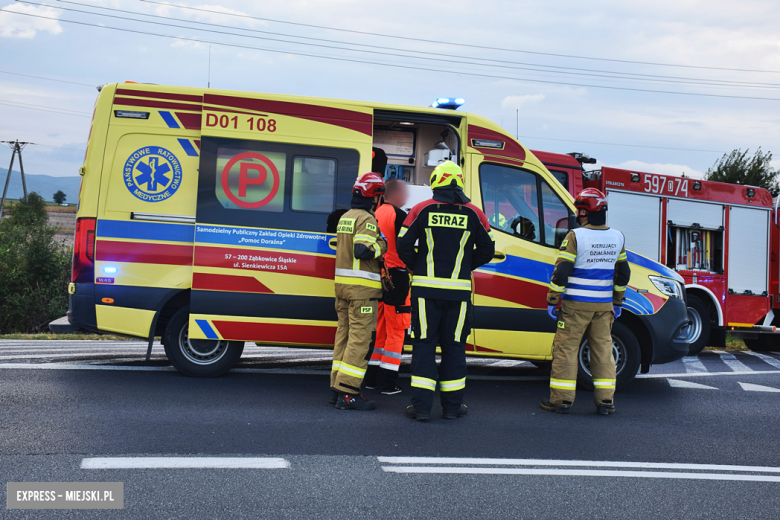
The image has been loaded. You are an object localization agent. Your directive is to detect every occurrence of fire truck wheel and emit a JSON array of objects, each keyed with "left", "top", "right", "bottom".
[
  {"left": 163, "top": 306, "right": 245, "bottom": 377},
  {"left": 685, "top": 295, "right": 711, "bottom": 356},
  {"left": 743, "top": 336, "right": 780, "bottom": 352},
  {"left": 577, "top": 321, "right": 641, "bottom": 391}
]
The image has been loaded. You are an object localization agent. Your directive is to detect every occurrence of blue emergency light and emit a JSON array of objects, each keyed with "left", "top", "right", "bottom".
[{"left": 432, "top": 97, "right": 465, "bottom": 110}]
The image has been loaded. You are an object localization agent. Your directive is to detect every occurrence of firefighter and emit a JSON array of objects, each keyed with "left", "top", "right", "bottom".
[
  {"left": 330, "top": 172, "right": 387, "bottom": 411},
  {"left": 365, "top": 178, "right": 410, "bottom": 395},
  {"left": 397, "top": 161, "right": 495, "bottom": 421},
  {"left": 542, "top": 187, "right": 631, "bottom": 415}
]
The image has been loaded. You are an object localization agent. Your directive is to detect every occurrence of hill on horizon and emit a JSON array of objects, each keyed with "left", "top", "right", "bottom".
[{"left": 0, "top": 171, "right": 81, "bottom": 203}]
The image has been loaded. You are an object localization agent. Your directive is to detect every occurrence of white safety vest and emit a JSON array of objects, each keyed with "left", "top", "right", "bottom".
[{"left": 562, "top": 227, "right": 625, "bottom": 304}]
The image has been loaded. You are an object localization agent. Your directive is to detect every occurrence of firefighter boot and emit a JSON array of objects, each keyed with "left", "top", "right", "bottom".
[
  {"left": 405, "top": 405, "right": 430, "bottom": 422},
  {"left": 596, "top": 400, "right": 615, "bottom": 415},
  {"left": 442, "top": 404, "right": 468, "bottom": 419},
  {"left": 540, "top": 398, "right": 572, "bottom": 414},
  {"left": 335, "top": 393, "right": 376, "bottom": 411}
]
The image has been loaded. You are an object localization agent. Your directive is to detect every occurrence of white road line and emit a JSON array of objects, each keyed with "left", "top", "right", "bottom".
[
  {"left": 682, "top": 356, "right": 707, "bottom": 373},
  {"left": 738, "top": 382, "right": 780, "bottom": 393},
  {"left": 637, "top": 370, "right": 780, "bottom": 379},
  {"left": 667, "top": 379, "right": 718, "bottom": 389},
  {"left": 710, "top": 351, "right": 752, "bottom": 373},
  {"left": 0, "top": 352, "right": 159, "bottom": 360},
  {"left": 0, "top": 363, "right": 176, "bottom": 371},
  {"left": 377, "top": 457, "right": 780, "bottom": 473},
  {"left": 743, "top": 351, "right": 780, "bottom": 370},
  {"left": 380, "top": 466, "right": 780, "bottom": 482},
  {"left": 81, "top": 457, "right": 290, "bottom": 469}
]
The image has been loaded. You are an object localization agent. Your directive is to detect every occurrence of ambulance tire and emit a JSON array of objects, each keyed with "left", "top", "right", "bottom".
[
  {"left": 577, "top": 321, "right": 641, "bottom": 391},
  {"left": 163, "top": 306, "right": 244, "bottom": 377},
  {"left": 685, "top": 295, "right": 711, "bottom": 356}
]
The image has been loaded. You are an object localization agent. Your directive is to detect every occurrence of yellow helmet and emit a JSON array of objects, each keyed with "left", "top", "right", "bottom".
[{"left": 429, "top": 160, "right": 465, "bottom": 190}]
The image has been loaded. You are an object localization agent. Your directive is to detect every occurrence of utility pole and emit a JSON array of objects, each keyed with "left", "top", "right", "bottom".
[
  {"left": 516, "top": 109, "right": 519, "bottom": 140},
  {"left": 208, "top": 44, "right": 211, "bottom": 89},
  {"left": 0, "top": 140, "right": 31, "bottom": 219}
]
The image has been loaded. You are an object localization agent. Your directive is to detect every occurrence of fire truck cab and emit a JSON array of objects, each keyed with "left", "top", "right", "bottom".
[{"left": 534, "top": 150, "right": 776, "bottom": 354}]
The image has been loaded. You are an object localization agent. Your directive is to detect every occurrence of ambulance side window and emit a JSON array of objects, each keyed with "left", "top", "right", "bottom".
[
  {"left": 479, "top": 163, "right": 541, "bottom": 244},
  {"left": 291, "top": 157, "right": 337, "bottom": 213},
  {"left": 197, "top": 137, "right": 359, "bottom": 233}
]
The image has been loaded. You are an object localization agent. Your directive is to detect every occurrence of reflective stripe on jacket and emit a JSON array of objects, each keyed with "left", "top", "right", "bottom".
[{"left": 335, "top": 208, "right": 386, "bottom": 300}]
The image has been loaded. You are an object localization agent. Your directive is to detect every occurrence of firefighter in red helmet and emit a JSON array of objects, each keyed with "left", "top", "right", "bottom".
[
  {"left": 330, "top": 172, "right": 387, "bottom": 411},
  {"left": 542, "top": 188, "right": 631, "bottom": 415}
]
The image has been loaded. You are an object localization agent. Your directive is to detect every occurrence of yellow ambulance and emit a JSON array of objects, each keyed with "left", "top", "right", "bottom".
[{"left": 51, "top": 83, "right": 691, "bottom": 386}]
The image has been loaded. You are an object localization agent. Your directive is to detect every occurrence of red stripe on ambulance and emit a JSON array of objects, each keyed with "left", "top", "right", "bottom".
[
  {"left": 473, "top": 272, "right": 548, "bottom": 308},
  {"left": 96, "top": 241, "right": 193, "bottom": 265},
  {"left": 211, "top": 321, "right": 336, "bottom": 345},
  {"left": 192, "top": 273, "right": 273, "bottom": 294}
]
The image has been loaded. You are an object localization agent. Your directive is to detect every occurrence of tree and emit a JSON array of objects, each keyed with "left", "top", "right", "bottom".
[
  {"left": 53, "top": 190, "right": 66, "bottom": 204},
  {"left": 705, "top": 148, "right": 780, "bottom": 195},
  {"left": 0, "top": 192, "right": 71, "bottom": 333}
]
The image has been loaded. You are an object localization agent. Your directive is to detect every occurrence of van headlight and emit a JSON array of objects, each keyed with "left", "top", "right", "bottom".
[{"left": 649, "top": 276, "right": 683, "bottom": 299}]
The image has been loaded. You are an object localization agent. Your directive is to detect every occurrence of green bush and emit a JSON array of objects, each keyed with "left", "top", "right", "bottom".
[{"left": 0, "top": 193, "right": 72, "bottom": 333}]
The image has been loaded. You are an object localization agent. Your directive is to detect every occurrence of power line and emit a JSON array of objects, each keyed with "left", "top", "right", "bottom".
[
  {"left": 518, "top": 134, "right": 724, "bottom": 153},
  {"left": 0, "top": 69, "right": 95, "bottom": 87},
  {"left": 137, "top": 0, "right": 780, "bottom": 75},
  {"left": 47, "top": 0, "right": 780, "bottom": 90},
  {"left": 0, "top": 99, "right": 91, "bottom": 117},
  {"left": 9, "top": 10, "right": 780, "bottom": 102}
]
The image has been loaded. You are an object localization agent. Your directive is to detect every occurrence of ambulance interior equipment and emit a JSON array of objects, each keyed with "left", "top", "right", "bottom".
[{"left": 372, "top": 116, "right": 460, "bottom": 188}]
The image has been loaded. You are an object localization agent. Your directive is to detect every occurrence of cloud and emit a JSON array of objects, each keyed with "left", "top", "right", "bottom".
[
  {"left": 608, "top": 160, "right": 706, "bottom": 179},
  {"left": 501, "top": 94, "right": 545, "bottom": 110},
  {"left": 0, "top": 4, "right": 62, "bottom": 39}
]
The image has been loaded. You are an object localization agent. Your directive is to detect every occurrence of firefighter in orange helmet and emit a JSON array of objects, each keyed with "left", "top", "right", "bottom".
[
  {"left": 330, "top": 172, "right": 387, "bottom": 411},
  {"left": 542, "top": 188, "right": 631, "bottom": 415},
  {"left": 365, "top": 178, "right": 410, "bottom": 395}
]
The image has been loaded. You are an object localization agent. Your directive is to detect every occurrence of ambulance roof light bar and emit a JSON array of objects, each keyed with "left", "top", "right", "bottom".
[{"left": 432, "top": 97, "right": 465, "bottom": 110}]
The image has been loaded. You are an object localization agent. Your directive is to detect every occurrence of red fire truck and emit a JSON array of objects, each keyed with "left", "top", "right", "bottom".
[{"left": 533, "top": 150, "right": 777, "bottom": 354}]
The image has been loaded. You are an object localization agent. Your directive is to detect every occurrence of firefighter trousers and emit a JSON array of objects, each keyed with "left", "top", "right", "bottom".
[
  {"left": 331, "top": 298, "right": 378, "bottom": 394},
  {"left": 366, "top": 299, "right": 411, "bottom": 390},
  {"left": 410, "top": 297, "right": 472, "bottom": 414},
  {"left": 549, "top": 305, "right": 616, "bottom": 406}
]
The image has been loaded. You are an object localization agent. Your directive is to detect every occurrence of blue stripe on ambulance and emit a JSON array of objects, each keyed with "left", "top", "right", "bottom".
[
  {"left": 97, "top": 219, "right": 195, "bottom": 243},
  {"left": 177, "top": 138, "right": 199, "bottom": 157},
  {"left": 194, "top": 225, "right": 335, "bottom": 256},
  {"left": 626, "top": 250, "right": 683, "bottom": 283},
  {"left": 196, "top": 319, "right": 219, "bottom": 339},
  {"left": 159, "top": 111, "right": 180, "bottom": 129}
]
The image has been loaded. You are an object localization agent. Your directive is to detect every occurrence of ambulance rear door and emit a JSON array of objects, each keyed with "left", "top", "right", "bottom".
[{"left": 188, "top": 93, "right": 373, "bottom": 345}]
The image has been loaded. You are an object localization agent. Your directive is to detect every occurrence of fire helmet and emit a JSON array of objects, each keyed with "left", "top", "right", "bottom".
[
  {"left": 430, "top": 160, "right": 465, "bottom": 190},
  {"left": 353, "top": 172, "right": 386, "bottom": 198},
  {"left": 574, "top": 188, "right": 608, "bottom": 212}
]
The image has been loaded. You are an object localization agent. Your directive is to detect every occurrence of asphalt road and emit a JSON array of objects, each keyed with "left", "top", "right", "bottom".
[{"left": 2, "top": 341, "right": 780, "bottom": 519}]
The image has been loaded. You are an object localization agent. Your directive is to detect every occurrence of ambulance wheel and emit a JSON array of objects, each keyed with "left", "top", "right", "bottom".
[
  {"left": 577, "top": 321, "right": 641, "bottom": 391},
  {"left": 684, "top": 295, "right": 710, "bottom": 356},
  {"left": 163, "top": 306, "right": 244, "bottom": 377}
]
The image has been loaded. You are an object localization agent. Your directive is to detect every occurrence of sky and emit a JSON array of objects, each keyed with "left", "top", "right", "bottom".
[{"left": 1, "top": 0, "right": 780, "bottom": 181}]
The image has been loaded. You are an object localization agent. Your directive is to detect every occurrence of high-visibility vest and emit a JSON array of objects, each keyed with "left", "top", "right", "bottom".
[{"left": 562, "top": 227, "right": 625, "bottom": 304}]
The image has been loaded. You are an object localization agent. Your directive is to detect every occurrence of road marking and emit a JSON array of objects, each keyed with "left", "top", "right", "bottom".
[
  {"left": 743, "top": 351, "right": 780, "bottom": 370},
  {"left": 377, "top": 457, "right": 780, "bottom": 473},
  {"left": 710, "top": 351, "right": 752, "bottom": 372},
  {"left": 81, "top": 457, "right": 290, "bottom": 469},
  {"left": 637, "top": 370, "right": 780, "bottom": 379},
  {"left": 0, "top": 363, "right": 177, "bottom": 371},
  {"left": 667, "top": 379, "right": 718, "bottom": 389},
  {"left": 682, "top": 356, "right": 707, "bottom": 373},
  {"left": 738, "top": 382, "right": 780, "bottom": 393},
  {"left": 380, "top": 466, "right": 780, "bottom": 482}
]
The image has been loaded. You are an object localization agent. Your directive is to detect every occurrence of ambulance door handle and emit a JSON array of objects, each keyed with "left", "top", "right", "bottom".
[{"left": 329, "top": 238, "right": 338, "bottom": 250}]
